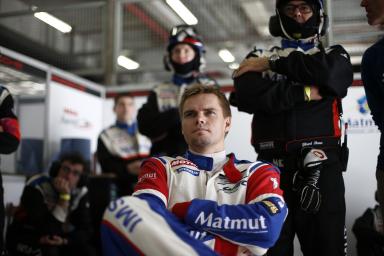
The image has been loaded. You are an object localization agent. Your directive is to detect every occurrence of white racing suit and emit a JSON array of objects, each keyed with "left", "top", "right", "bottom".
[{"left": 101, "top": 151, "right": 288, "bottom": 256}]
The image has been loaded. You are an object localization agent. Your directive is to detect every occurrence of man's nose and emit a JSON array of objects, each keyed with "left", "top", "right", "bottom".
[{"left": 196, "top": 113, "right": 206, "bottom": 124}]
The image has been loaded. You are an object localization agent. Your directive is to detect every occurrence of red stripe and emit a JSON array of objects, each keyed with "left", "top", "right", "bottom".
[
  {"left": 134, "top": 158, "right": 169, "bottom": 200},
  {"left": 102, "top": 220, "right": 145, "bottom": 256},
  {"left": 52, "top": 75, "right": 86, "bottom": 92},
  {"left": 332, "top": 99, "right": 341, "bottom": 137},
  {"left": 214, "top": 236, "right": 239, "bottom": 255},
  {"left": 125, "top": 4, "right": 168, "bottom": 42},
  {"left": 122, "top": 153, "right": 150, "bottom": 161},
  {"left": 246, "top": 165, "right": 283, "bottom": 203},
  {"left": 0, "top": 118, "right": 21, "bottom": 140}
]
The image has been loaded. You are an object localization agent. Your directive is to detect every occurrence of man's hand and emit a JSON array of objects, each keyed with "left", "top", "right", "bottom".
[
  {"left": 232, "top": 57, "right": 269, "bottom": 78},
  {"left": 127, "top": 160, "right": 142, "bottom": 176},
  {"left": 53, "top": 177, "right": 70, "bottom": 195},
  {"left": 39, "top": 235, "right": 68, "bottom": 246},
  {"left": 310, "top": 86, "right": 322, "bottom": 101}
]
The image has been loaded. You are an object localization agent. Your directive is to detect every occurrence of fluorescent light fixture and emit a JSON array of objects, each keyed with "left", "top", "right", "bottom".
[
  {"left": 117, "top": 55, "right": 140, "bottom": 70},
  {"left": 34, "top": 12, "right": 72, "bottom": 33},
  {"left": 350, "top": 55, "right": 362, "bottom": 65},
  {"left": 166, "top": 0, "right": 198, "bottom": 25},
  {"left": 218, "top": 49, "right": 235, "bottom": 63},
  {"left": 228, "top": 63, "right": 240, "bottom": 70}
]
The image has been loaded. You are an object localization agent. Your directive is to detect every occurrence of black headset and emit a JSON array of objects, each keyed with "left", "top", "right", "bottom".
[
  {"left": 49, "top": 154, "right": 89, "bottom": 188},
  {"left": 268, "top": 10, "right": 328, "bottom": 38}
]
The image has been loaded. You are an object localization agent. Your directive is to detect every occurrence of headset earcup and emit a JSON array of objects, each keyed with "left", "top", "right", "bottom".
[
  {"left": 49, "top": 161, "right": 61, "bottom": 178},
  {"left": 269, "top": 15, "right": 283, "bottom": 37},
  {"left": 77, "top": 174, "right": 88, "bottom": 188},
  {"left": 163, "top": 54, "right": 172, "bottom": 71}
]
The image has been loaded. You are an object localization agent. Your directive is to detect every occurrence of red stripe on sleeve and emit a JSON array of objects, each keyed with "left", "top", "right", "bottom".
[
  {"left": 214, "top": 236, "right": 239, "bottom": 255},
  {"left": 246, "top": 165, "right": 283, "bottom": 203},
  {"left": 332, "top": 99, "right": 341, "bottom": 137},
  {"left": 0, "top": 118, "right": 21, "bottom": 140},
  {"left": 134, "top": 158, "right": 169, "bottom": 200}
]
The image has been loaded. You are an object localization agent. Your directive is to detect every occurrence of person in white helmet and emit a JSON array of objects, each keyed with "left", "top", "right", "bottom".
[
  {"left": 231, "top": 0, "right": 353, "bottom": 255},
  {"left": 137, "top": 25, "right": 216, "bottom": 157}
]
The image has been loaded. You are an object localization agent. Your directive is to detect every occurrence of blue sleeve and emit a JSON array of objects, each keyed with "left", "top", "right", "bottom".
[{"left": 184, "top": 197, "right": 287, "bottom": 249}]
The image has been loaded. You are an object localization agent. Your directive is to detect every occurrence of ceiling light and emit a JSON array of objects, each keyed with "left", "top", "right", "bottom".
[
  {"left": 165, "top": 0, "right": 198, "bottom": 25},
  {"left": 34, "top": 12, "right": 72, "bottom": 33},
  {"left": 218, "top": 49, "right": 235, "bottom": 63},
  {"left": 117, "top": 55, "right": 140, "bottom": 70},
  {"left": 228, "top": 63, "right": 240, "bottom": 70},
  {"left": 350, "top": 55, "right": 362, "bottom": 65}
]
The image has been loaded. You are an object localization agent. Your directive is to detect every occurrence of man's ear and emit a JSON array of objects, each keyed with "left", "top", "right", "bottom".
[{"left": 225, "top": 117, "right": 231, "bottom": 133}]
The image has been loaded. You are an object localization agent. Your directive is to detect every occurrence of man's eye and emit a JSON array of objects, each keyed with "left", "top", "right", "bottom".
[
  {"left": 206, "top": 110, "right": 216, "bottom": 116},
  {"left": 184, "top": 112, "right": 194, "bottom": 117}
]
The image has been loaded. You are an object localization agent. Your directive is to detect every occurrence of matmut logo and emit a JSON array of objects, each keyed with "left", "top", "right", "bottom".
[
  {"left": 195, "top": 212, "right": 267, "bottom": 231},
  {"left": 171, "top": 159, "right": 198, "bottom": 168}
]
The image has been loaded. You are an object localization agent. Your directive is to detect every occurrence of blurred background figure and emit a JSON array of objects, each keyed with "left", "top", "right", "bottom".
[
  {"left": 0, "top": 85, "right": 20, "bottom": 255},
  {"left": 360, "top": 0, "right": 384, "bottom": 235},
  {"left": 6, "top": 153, "right": 97, "bottom": 256},
  {"left": 137, "top": 24, "right": 217, "bottom": 157},
  {"left": 353, "top": 191, "right": 384, "bottom": 256},
  {"left": 97, "top": 93, "right": 151, "bottom": 196}
]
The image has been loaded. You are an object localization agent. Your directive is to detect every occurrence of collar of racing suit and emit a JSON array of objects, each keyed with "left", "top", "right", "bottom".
[
  {"left": 185, "top": 150, "right": 243, "bottom": 183},
  {"left": 281, "top": 38, "right": 316, "bottom": 51},
  {"left": 115, "top": 121, "right": 137, "bottom": 136},
  {"left": 172, "top": 73, "right": 196, "bottom": 86}
]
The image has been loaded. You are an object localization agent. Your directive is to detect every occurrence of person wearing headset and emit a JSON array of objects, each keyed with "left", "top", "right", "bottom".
[
  {"left": 231, "top": 0, "right": 353, "bottom": 255},
  {"left": 137, "top": 24, "right": 217, "bottom": 157},
  {"left": 6, "top": 153, "right": 97, "bottom": 256}
]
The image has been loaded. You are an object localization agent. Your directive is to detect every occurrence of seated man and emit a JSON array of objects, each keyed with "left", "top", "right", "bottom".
[
  {"left": 7, "top": 153, "right": 97, "bottom": 256},
  {"left": 101, "top": 84, "right": 287, "bottom": 256}
]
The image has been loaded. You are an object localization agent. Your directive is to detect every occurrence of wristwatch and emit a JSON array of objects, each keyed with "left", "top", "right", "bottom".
[{"left": 268, "top": 54, "right": 280, "bottom": 71}]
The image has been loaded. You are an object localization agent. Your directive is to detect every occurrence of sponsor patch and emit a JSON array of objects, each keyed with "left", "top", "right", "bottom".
[
  {"left": 138, "top": 172, "right": 157, "bottom": 183},
  {"left": 176, "top": 167, "right": 200, "bottom": 176},
  {"left": 261, "top": 200, "right": 280, "bottom": 215},
  {"left": 171, "top": 159, "right": 198, "bottom": 168}
]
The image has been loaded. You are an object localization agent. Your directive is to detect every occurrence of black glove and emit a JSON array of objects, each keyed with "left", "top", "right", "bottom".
[{"left": 293, "top": 148, "right": 327, "bottom": 213}]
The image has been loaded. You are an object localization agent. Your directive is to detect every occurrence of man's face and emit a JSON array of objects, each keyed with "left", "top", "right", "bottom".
[
  {"left": 114, "top": 96, "right": 136, "bottom": 123},
  {"left": 361, "top": 0, "right": 384, "bottom": 26},
  {"left": 57, "top": 161, "right": 84, "bottom": 190},
  {"left": 282, "top": 0, "right": 314, "bottom": 24},
  {"left": 181, "top": 93, "right": 231, "bottom": 154},
  {"left": 171, "top": 44, "right": 196, "bottom": 65}
]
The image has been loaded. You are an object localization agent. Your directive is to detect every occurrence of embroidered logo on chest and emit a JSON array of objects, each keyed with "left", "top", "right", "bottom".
[
  {"left": 171, "top": 159, "right": 200, "bottom": 176},
  {"left": 217, "top": 175, "right": 247, "bottom": 194}
]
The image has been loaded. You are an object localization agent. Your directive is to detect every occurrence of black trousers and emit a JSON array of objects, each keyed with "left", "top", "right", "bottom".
[{"left": 261, "top": 149, "right": 347, "bottom": 256}]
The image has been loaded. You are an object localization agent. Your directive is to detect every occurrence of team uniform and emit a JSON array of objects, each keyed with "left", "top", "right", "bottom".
[
  {"left": 232, "top": 1, "right": 353, "bottom": 254},
  {"left": 101, "top": 151, "right": 287, "bottom": 256},
  {"left": 97, "top": 121, "right": 151, "bottom": 196}
]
